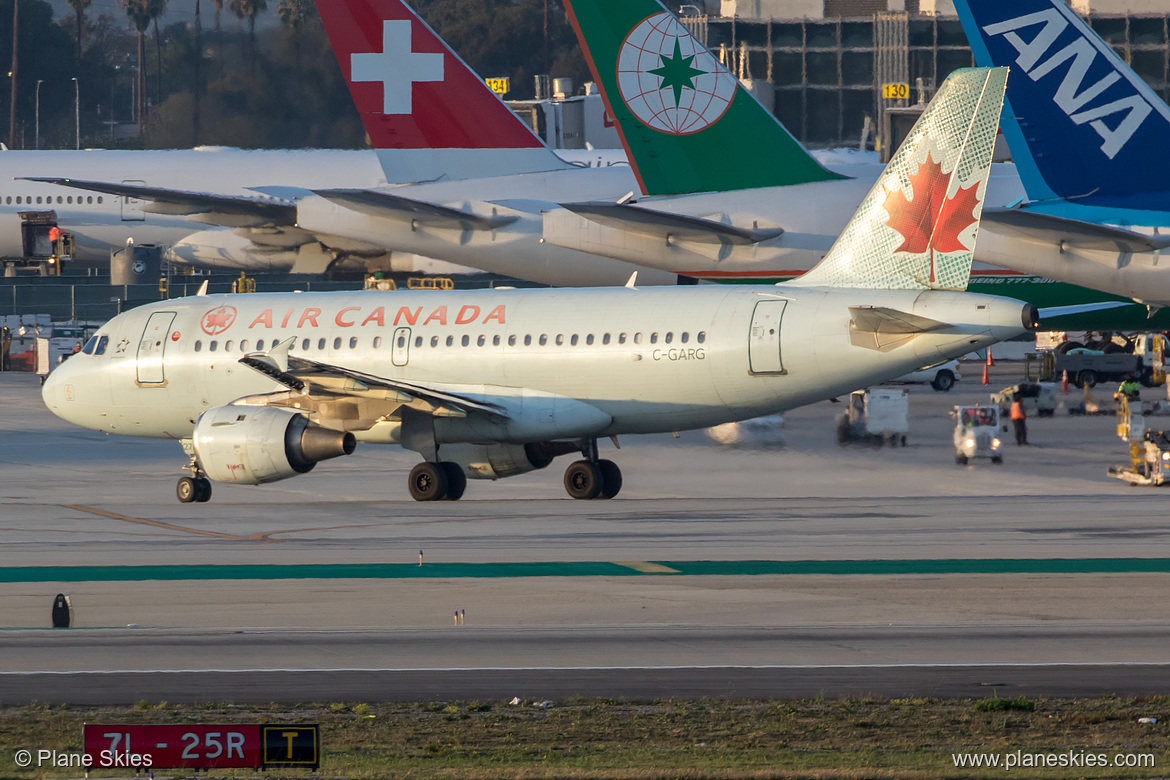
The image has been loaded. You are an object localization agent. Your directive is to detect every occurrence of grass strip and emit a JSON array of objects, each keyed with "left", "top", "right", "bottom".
[{"left": 2, "top": 696, "right": 1169, "bottom": 779}]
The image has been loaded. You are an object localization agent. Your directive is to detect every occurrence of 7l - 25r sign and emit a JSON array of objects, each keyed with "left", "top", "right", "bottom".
[{"left": 82, "top": 724, "right": 318, "bottom": 770}]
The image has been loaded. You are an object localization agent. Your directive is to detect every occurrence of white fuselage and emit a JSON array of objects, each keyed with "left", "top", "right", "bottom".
[{"left": 42, "top": 285, "right": 1030, "bottom": 447}]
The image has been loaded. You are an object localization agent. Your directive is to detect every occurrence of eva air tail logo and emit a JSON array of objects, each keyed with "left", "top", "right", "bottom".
[{"left": 616, "top": 12, "right": 737, "bottom": 135}]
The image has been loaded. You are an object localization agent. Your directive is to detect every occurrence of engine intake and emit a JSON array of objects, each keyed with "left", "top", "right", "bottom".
[{"left": 193, "top": 405, "right": 356, "bottom": 485}]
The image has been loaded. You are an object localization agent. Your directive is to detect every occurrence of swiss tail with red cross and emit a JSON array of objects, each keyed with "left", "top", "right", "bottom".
[{"left": 317, "top": 0, "right": 569, "bottom": 182}]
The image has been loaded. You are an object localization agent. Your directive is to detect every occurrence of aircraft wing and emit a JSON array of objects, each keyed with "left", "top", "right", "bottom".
[
  {"left": 562, "top": 201, "right": 784, "bottom": 245},
  {"left": 239, "top": 349, "right": 506, "bottom": 418},
  {"left": 20, "top": 177, "right": 297, "bottom": 226},
  {"left": 312, "top": 189, "right": 519, "bottom": 231},
  {"left": 982, "top": 208, "right": 1170, "bottom": 254}
]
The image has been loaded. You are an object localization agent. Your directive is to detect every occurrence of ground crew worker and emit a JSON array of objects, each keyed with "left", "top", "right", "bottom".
[
  {"left": 1010, "top": 393, "right": 1028, "bottom": 446},
  {"left": 1118, "top": 374, "right": 1141, "bottom": 402},
  {"left": 48, "top": 226, "right": 62, "bottom": 245}
]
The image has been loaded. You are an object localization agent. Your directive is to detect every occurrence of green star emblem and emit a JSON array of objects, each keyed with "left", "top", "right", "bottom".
[{"left": 648, "top": 39, "right": 706, "bottom": 108}]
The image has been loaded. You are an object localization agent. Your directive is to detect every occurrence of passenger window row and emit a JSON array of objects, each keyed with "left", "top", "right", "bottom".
[
  {"left": 192, "top": 331, "right": 708, "bottom": 354},
  {"left": 6, "top": 194, "right": 102, "bottom": 205}
]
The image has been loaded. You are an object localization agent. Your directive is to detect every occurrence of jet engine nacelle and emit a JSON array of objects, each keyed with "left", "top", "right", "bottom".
[
  {"left": 438, "top": 442, "right": 577, "bottom": 480},
  {"left": 193, "top": 405, "right": 356, "bottom": 485}
]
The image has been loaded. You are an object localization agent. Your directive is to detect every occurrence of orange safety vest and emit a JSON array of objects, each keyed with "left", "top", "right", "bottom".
[{"left": 1010, "top": 401, "right": 1026, "bottom": 420}]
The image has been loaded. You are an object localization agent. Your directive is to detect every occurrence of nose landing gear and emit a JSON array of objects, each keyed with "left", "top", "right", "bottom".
[
  {"left": 176, "top": 475, "right": 212, "bottom": 503},
  {"left": 177, "top": 452, "right": 212, "bottom": 503}
]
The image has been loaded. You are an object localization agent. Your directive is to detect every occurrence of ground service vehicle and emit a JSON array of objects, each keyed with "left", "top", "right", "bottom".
[{"left": 953, "top": 405, "right": 1004, "bottom": 465}]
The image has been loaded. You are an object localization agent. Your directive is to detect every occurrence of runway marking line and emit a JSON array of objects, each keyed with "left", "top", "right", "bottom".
[
  {"left": 6, "top": 557, "right": 1170, "bottom": 582},
  {"left": 616, "top": 561, "right": 681, "bottom": 574},
  {"left": 61, "top": 505, "right": 247, "bottom": 540}
]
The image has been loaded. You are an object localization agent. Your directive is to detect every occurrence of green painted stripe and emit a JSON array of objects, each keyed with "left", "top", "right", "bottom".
[{"left": 3, "top": 559, "right": 1170, "bottom": 583}]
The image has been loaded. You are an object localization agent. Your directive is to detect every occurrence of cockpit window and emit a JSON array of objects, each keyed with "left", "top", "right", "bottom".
[
  {"left": 81, "top": 336, "right": 98, "bottom": 355},
  {"left": 94, "top": 335, "right": 109, "bottom": 355}
]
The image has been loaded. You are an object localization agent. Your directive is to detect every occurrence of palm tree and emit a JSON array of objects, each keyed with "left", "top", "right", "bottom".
[
  {"left": 228, "top": 0, "right": 267, "bottom": 72},
  {"left": 65, "top": 0, "right": 92, "bottom": 68},
  {"left": 119, "top": 0, "right": 167, "bottom": 135},
  {"left": 277, "top": 0, "right": 315, "bottom": 73}
]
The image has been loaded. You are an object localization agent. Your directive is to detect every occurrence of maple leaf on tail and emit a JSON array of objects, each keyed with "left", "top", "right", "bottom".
[{"left": 882, "top": 152, "right": 982, "bottom": 284}]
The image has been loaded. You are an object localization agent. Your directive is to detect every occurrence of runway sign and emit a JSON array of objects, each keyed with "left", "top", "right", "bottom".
[{"left": 82, "top": 724, "right": 319, "bottom": 770}]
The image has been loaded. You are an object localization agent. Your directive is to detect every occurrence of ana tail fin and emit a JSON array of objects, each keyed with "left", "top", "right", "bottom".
[
  {"left": 563, "top": 0, "right": 843, "bottom": 196},
  {"left": 317, "top": 0, "right": 568, "bottom": 181},
  {"left": 954, "top": 0, "right": 1170, "bottom": 216},
  {"left": 796, "top": 67, "right": 1007, "bottom": 291}
]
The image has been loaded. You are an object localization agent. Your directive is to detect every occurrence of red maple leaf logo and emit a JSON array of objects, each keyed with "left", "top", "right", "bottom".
[
  {"left": 200, "top": 306, "right": 237, "bottom": 335},
  {"left": 882, "top": 152, "right": 982, "bottom": 283}
]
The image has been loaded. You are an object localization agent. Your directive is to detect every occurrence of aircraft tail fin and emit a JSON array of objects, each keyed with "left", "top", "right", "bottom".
[
  {"left": 954, "top": 0, "right": 1170, "bottom": 216},
  {"left": 316, "top": 0, "right": 569, "bottom": 182},
  {"left": 796, "top": 67, "right": 1007, "bottom": 291},
  {"left": 563, "top": 0, "right": 843, "bottom": 196}
]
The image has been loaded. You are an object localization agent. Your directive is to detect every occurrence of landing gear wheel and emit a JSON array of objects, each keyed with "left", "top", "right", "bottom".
[
  {"left": 564, "top": 460, "right": 603, "bottom": 500},
  {"left": 596, "top": 460, "right": 623, "bottom": 499},
  {"left": 409, "top": 462, "right": 448, "bottom": 502},
  {"left": 991, "top": 456, "right": 1004, "bottom": 464},
  {"left": 176, "top": 477, "right": 198, "bottom": 504},
  {"left": 955, "top": 453, "right": 969, "bottom": 465},
  {"left": 194, "top": 478, "right": 212, "bottom": 503},
  {"left": 439, "top": 462, "right": 466, "bottom": 501}
]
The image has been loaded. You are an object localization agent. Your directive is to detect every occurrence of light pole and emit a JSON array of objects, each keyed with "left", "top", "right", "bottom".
[
  {"left": 34, "top": 79, "right": 41, "bottom": 150},
  {"left": 72, "top": 77, "right": 79, "bottom": 149}
]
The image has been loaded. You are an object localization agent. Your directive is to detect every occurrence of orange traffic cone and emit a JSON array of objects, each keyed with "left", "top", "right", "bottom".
[
  {"left": 987, "top": 347, "right": 996, "bottom": 367},
  {"left": 1061, "top": 369, "right": 1069, "bottom": 394},
  {"left": 981, "top": 362, "right": 989, "bottom": 386}
]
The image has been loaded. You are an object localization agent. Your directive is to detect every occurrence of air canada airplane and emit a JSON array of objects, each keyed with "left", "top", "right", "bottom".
[
  {"left": 546, "top": 0, "right": 1170, "bottom": 332},
  {"left": 43, "top": 68, "right": 1035, "bottom": 503}
]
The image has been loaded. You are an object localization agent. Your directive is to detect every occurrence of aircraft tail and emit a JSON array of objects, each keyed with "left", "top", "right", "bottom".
[
  {"left": 797, "top": 68, "right": 1007, "bottom": 291},
  {"left": 954, "top": 0, "right": 1170, "bottom": 217},
  {"left": 316, "top": 0, "right": 569, "bottom": 182},
  {"left": 563, "top": 0, "right": 843, "bottom": 196}
]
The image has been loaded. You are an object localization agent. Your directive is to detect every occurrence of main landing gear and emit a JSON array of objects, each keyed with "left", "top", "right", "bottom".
[
  {"left": 408, "top": 461, "right": 467, "bottom": 502},
  {"left": 563, "top": 439, "right": 622, "bottom": 500},
  {"left": 176, "top": 453, "right": 212, "bottom": 503}
]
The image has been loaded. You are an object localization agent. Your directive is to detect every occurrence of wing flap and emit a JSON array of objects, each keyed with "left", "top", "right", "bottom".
[
  {"left": 982, "top": 208, "right": 1170, "bottom": 253},
  {"left": 313, "top": 188, "right": 519, "bottom": 231},
  {"left": 562, "top": 201, "right": 784, "bottom": 245},
  {"left": 20, "top": 177, "right": 297, "bottom": 225},
  {"left": 238, "top": 348, "right": 505, "bottom": 418}
]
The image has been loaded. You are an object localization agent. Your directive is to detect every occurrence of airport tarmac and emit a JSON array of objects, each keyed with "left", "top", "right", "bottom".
[{"left": 3, "top": 364, "right": 1170, "bottom": 702}]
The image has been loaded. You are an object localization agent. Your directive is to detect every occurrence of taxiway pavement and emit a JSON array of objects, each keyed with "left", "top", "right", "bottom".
[{"left": 2, "top": 364, "right": 1169, "bottom": 702}]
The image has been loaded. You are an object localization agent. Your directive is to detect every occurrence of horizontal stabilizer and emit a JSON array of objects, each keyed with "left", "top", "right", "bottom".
[
  {"left": 982, "top": 208, "right": 1170, "bottom": 253},
  {"left": 20, "top": 177, "right": 296, "bottom": 224},
  {"left": 313, "top": 189, "right": 519, "bottom": 231},
  {"left": 562, "top": 202, "right": 783, "bottom": 245},
  {"left": 849, "top": 306, "right": 949, "bottom": 334}
]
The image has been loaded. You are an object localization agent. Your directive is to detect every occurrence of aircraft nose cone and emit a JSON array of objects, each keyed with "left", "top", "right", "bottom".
[{"left": 41, "top": 361, "right": 67, "bottom": 414}]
